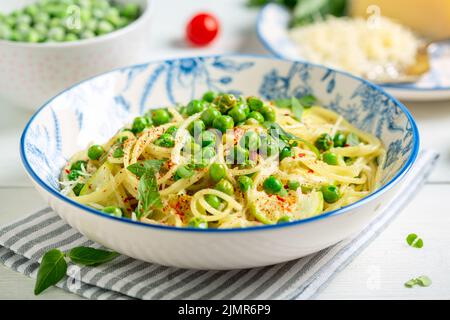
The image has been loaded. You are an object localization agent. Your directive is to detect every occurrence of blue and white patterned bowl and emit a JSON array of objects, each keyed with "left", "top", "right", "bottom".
[
  {"left": 257, "top": 3, "right": 450, "bottom": 102},
  {"left": 20, "top": 55, "right": 419, "bottom": 269}
]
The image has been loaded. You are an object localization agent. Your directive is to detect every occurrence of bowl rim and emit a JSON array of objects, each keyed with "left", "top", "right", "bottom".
[
  {"left": 255, "top": 3, "right": 450, "bottom": 92},
  {"left": 20, "top": 53, "right": 420, "bottom": 233},
  {"left": 0, "top": 0, "right": 152, "bottom": 48}
]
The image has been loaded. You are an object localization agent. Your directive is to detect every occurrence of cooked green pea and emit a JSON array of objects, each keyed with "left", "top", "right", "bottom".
[
  {"left": 186, "top": 100, "right": 206, "bottom": 116},
  {"left": 228, "top": 106, "right": 247, "bottom": 123},
  {"left": 323, "top": 152, "right": 338, "bottom": 165},
  {"left": 88, "top": 145, "right": 104, "bottom": 160},
  {"left": 151, "top": 109, "right": 171, "bottom": 126},
  {"left": 237, "top": 176, "right": 253, "bottom": 192},
  {"left": 202, "top": 91, "right": 217, "bottom": 103},
  {"left": 81, "top": 30, "right": 96, "bottom": 39},
  {"left": 131, "top": 116, "right": 150, "bottom": 134},
  {"left": 97, "top": 20, "right": 114, "bottom": 35},
  {"left": 72, "top": 183, "right": 85, "bottom": 196},
  {"left": 48, "top": 26, "right": 65, "bottom": 41},
  {"left": 176, "top": 165, "right": 195, "bottom": 179},
  {"left": 154, "top": 133, "right": 175, "bottom": 148},
  {"left": 247, "top": 96, "right": 263, "bottom": 111},
  {"left": 120, "top": 3, "right": 140, "bottom": 19},
  {"left": 205, "top": 194, "right": 221, "bottom": 209},
  {"left": 260, "top": 136, "right": 278, "bottom": 157},
  {"left": 263, "top": 176, "right": 283, "bottom": 194},
  {"left": 321, "top": 185, "right": 340, "bottom": 203},
  {"left": 227, "top": 146, "right": 249, "bottom": 164},
  {"left": 16, "top": 14, "right": 32, "bottom": 26},
  {"left": 201, "top": 107, "right": 221, "bottom": 127},
  {"left": 0, "top": 25, "right": 12, "bottom": 40},
  {"left": 213, "top": 115, "right": 234, "bottom": 133},
  {"left": 346, "top": 133, "right": 360, "bottom": 146},
  {"left": 247, "top": 111, "right": 265, "bottom": 124},
  {"left": 315, "top": 133, "right": 333, "bottom": 152},
  {"left": 71, "top": 160, "right": 87, "bottom": 171},
  {"left": 33, "top": 12, "right": 50, "bottom": 24},
  {"left": 67, "top": 170, "right": 81, "bottom": 181},
  {"left": 65, "top": 33, "right": 78, "bottom": 41},
  {"left": 278, "top": 216, "right": 293, "bottom": 224},
  {"left": 188, "top": 217, "right": 208, "bottom": 229},
  {"left": 215, "top": 93, "right": 237, "bottom": 113},
  {"left": 102, "top": 206, "right": 123, "bottom": 218},
  {"left": 201, "top": 146, "right": 216, "bottom": 160},
  {"left": 333, "top": 132, "right": 346, "bottom": 148},
  {"left": 215, "top": 179, "right": 234, "bottom": 196},
  {"left": 198, "top": 130, "right": 216, "bottom": 147},
  {"left": 260, "top": 105, "right": 276, "bottom": 122},
  {"left": 166, "top": 126, "right": 178, "bottom": 136},
  {"left": 26, "top": 29, "right": 40, "bottom": 42},
  {"left": 288, "top": 180, "right": 300, "bottom": 191},
  {"left": 280, "top": 146, "right": 293, "bottom": 160},
  {"left": 189, "top": 119, "right": 206, "bottom": 136},
  {"left": 209, "top": 163, "right": 226, "bottom": 182},
  {"left": 113, "top": 147, "right": 124, "bottom": 158},
  {"left": 116, "top": 135, "right": 129, "bottom": 143},
  {"left": 240, "top": 131, "right": 260, "bottom": 150}
]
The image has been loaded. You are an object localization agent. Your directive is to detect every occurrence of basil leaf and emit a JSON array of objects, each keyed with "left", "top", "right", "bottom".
[
  {"left": 34, "top": 249, "right": 67, "bottom": 295},
  {"left": 416, "top": 276, "right": 432, "bottom": 287},
  {"left": 406, "top": 233, "right": 424, "bottom": 249},
  {"left": 137, "top": 171, "right": 162, "bottom": 219},
  {"left": 68, "top": 247, "right": 119, "bottom": 266},
  {"left": 297, "top": 94, "right": 317, "bottom": 108},
  {"left": 346, "top": 133, "right": 360, "bottom": 146},
  {"left": 274, "top": 99, "right": 292, "bottom": 109},
  {"left": 127, "top": 160, "right": 165, "bottom": 178},
  {"left": 404, "top": 279, "right": 417, "bottom": 288},
  {"left": 291, "top": 97, "right": 304, "bottom": 120}
]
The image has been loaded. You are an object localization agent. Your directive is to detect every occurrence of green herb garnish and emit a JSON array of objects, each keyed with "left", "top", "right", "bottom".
[
  {"left": 404, "top": 276, "right": 432, "bottom": 288},
  {"left": 136, "top": 170, "right": 162, "bottom": 219},
  {"left": 406, "top": 233, "right": 424, "bottom": 249},
  {"left": 34, "top": 247, "right": 118, "bottom": 295},
  {"left": 127, "top": 159, "right": 165, "bottom": 178},
  {"left": 345, "top": 133, "right": 360, "bottom": 146}
]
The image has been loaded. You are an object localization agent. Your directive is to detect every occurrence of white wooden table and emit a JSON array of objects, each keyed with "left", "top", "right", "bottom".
[{"left": 1, "top": 0, "right": 449, "bottom": 300}]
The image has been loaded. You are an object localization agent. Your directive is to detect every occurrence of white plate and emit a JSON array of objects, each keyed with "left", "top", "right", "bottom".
[{"left": 257, "top": 3, "right": 450, "bottom": 102}]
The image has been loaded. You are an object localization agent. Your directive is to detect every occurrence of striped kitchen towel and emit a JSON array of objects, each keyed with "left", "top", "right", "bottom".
[{"left": 0, "top": 150, "right": 439, "bottom": 300}]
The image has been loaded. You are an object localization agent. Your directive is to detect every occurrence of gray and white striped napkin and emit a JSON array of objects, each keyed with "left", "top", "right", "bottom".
[{"left": 0, "top": 150, "right": 439, "bottom": 300}]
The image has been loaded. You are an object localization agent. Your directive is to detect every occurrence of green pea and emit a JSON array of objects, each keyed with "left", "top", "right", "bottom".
[
  {"left": 205, "top": 194, "right": 221, "bottom": 209},
  {"left": 102, "top": 206, "right": 123, "bottom": 218},
  {"left": 47, "top": 26, "right": 65, "bottom": 42},
  {"left": 247, "top": 111, "right": 264, "bottom": 124},
  {"left": 323, "top": 152, "right": 338, "bottom": 165},
  {"left": 333, "top": 132, "right": 346, "bottom": 148},
  {"left": 120, "top": 3, "right": 140, "bottom": 20},
  {"left": 92, "top": 8, "right": 106, "bottom": 20},
  {"left": 288, "top": 180, "right": 300, "bottom": 191},
  {"left": 105, "top": 7, "right": 121, "bottom": 26},
  {"left": 189, "top": 119, "right": 206, "bottom": 136},
  {"left": 131, "top": 116, "right": 150, "bottom": 134},
  {"left": 277, "top": 216, "right": 293, "bottom": 224},
  {"left": 97, "top": 20, "right": 114, "bottom": 35},
  {"left": 150, "top": 109, "right": 170, "bottom": 126},
  {"left": 321, "top": 185, "right": 340, "bottom": 203},
  {"left": 0, "top": 25, "right": 12, "bottom": 40},
  {"left": 213, "top": 115, "right": 234, "bottom": 133},
  {"left": 247, "top": 96, "right": 263, "bottom": 111},
  {"left": 260, "top": 105, "right": 276, "bottom": 122},
  {"left": 183, "top": 141, "right": 201, "bottom": 157},
  {"left": 260, "top": 136, "right": 279, "bottom": 157},
  {"left": 278, "top": 187, "right": 289, "bottom": 197},
  {"left": 200, "top": 107, "right": 221, "bottom": 127},
  {"left": 237, "top": 176, "right": 253, "bottom": 192},
  {"left": 113, "top": 147, "right": 124, "bottom": 158},
  {"left": 71, "top": 160, "right": 87, "bottom": 171},
  {"left": 198, "top": 130, "right": 216, "bottom": 147},
  {"left": 201, "top": 146, "right": 216, "bottom": 160},
  {"left": 227, "top": 146, "right": 249, "bottom": 165},
  {"left": 16, "top": 14, "right": 32, "bottom": 26},
  {"left": 301, "top": 185, "right": 313, "bottom": 194},
  {"left": 346, "top": 133, "right": 360, "bottom": 146},
  {"left": 188, "top": 217, "right": 208, "bottom": 229},
  {"left": 202, "top": 91, "right": 217, "bottom": 103},
  {"left": 315, "top": 133, "right": 333, "bottom": 152},
  {"left": 240, "top": 131, "right": 260, "bottom": 150},
  {"left": 49, "top": 18, "right": 62, "bottom": 28},
  {"left": 154, "top": 133, "right": 175, "bottom": 148},
  {"left": 215, "top": 93, "right": 237, "bottom": 113},
  {"left": 186, "top": 100, "right": 206, "bottom": 116},
  {"left": 176, "top": 165, "right": 195, "bottom": 179},
  {"left": 24, "top": 4, "right": 39, "bottom": 17},
  {"left": 116, "top": 135, "right": 129, "bottom": 143},
  {"left": 65, "top": 33, "right": 78, "bottom": 41},
  {"left": 72, "top": 183, "right": 85, "bottom": 196},
  {"left": 280, "top": 146, "right": 293, "bottom": 160},
  {"left": 81, "top": 30, "right": 96, "bottom": 39},
  {"left": 228, "top": 106, "right": 247, "bottom": 123},
  {"left": 88, "top": 145, "right": 104, "bottom": 160},
  {"left": 33, "top": 12, "right": 50, "bottom": 24},
  {"left": 215, "top": 179, "right": 234, "bottom": 196},
  {"left": 209, "top": 163, "right": 226, "bottom": 182},
  {"left": 26, "top": 29, "right": 40, "bottom": 42},
  {"left": 263, "top": 176, "right": 283, "bottom": 195}
]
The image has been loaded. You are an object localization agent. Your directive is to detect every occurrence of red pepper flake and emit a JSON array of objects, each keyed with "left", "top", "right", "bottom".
[
  {"left": 308, "top": 169, "right": 314, "bottom": 174},
  {"left": 344, "top": 144, "right": 350, "bottom": 147},
  {"left": 276, "top": 195, "right": 285, "bottom": 202},
  {"left": 298, "top": 153, "right": 305, "bottom": 158},
  {"left": 65, "top": 169, "right": 70, "bottom": 174}
]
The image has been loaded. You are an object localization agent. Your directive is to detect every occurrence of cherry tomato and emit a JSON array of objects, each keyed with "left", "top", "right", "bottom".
[{"left": 186, "top": 13, "right": 219, "bottom": 46}]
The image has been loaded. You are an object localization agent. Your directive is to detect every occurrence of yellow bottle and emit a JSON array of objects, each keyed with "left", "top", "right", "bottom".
[{"left": 350, "top": 0, "right": 450, "bottom": 39}]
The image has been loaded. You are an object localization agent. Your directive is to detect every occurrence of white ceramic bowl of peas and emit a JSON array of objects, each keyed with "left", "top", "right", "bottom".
[{"left": 0, "top": 0, "right": 152, "bottom": 111}]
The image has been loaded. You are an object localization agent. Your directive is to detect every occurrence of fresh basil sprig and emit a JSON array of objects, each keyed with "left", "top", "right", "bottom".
[
  {"left": 127, "top": 159, "right": 165, "bottom": 178},
  {"left": 34, "top": 247, "right": 119, "bottom": 295}
]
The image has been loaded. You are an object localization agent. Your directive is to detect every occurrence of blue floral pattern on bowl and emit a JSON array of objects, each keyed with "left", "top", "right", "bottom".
[{"left": 21, "top": 55, "right": 419, "bottom": 200}]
